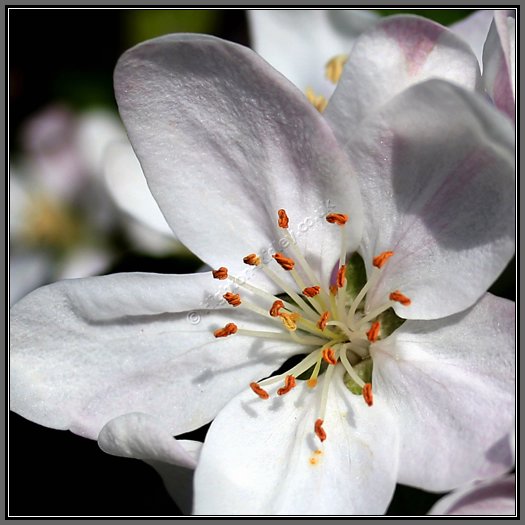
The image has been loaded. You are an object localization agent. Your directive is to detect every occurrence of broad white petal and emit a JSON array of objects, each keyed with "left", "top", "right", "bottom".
[
  {"left": 348, "top": 80, "right": 515, "bottom": 319},
  {"left": 372, "top": 293, "right": 515, "bottom": 491},
  {"left": 114, "top": 34, "right": 363, "bottom": 289},
  {"left": 326, "top": 14, "right": 481, "bottom": 129},
  {"left": 194, "top": 367, "right": 398, "bottom": 515},
  {"left": 99, "top": 412, "right": 202, "bottom": 514},
  {"left": 450, "top": 10, "right": 494, "bottom": 69},
  {"left": 248, "top": 9, "right": 378, "bottom": 98},
  {"left": 104, "top": 141, "right": 175, "bottom": 238},
  {"left": 482, "top": 10, "right": 515, "bottom": 123},
  {"left": 10, "top": 272, "right": 303, "bottom": 439},
  {"left": 428, "top": 475, "right": 515, "bottom": 515}
]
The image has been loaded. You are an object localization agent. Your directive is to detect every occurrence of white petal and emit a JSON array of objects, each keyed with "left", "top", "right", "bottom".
[
  {"left": 450, "top": 10, "right": 495, "bottom": 69},
  {"left": 326, "top": 14, "right": 482, "bottom": 129},
  {"left": 248, "top": 9, "right": 378, "bottom": 98},
  {"left": 428, "top": 474, "right": 515, "bottom": 515},
  {"left": 103, "top": 141, "right": 175, "bottom": 238},
  {"left": 194, "top": 367, "right": 398, "bottom": 515},
  {"left": 10, "top": 272, "right": 304, "bottom": 439},
  {"left": 372, "top": 293, "right": 515, "bottom": 491},
  {"left": 99, "top": 412, "right": 202, "bottom": 514},
  {"left": 114, "top": 34, "right": 363, "bottom": 288},
  {"left": 482, "top": 10, "right": 515, "bottom": 123},
  {"left": 348, "top": 80, "right": 515, "bottom": 319}
]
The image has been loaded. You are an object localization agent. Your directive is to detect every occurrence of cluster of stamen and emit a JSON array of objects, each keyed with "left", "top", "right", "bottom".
[{"left": 212, "top": 208, "right": 411, "bottom": 444}]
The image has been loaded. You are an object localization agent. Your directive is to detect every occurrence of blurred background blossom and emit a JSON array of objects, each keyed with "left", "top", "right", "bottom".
[{"left": 9, "top": 8, "right": 515, "bottom": 517}]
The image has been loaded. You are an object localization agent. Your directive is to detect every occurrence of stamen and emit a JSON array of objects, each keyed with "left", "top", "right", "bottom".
[
  {"left": 223, "top": 292, "right": 241, "bottom": 307},
  {"left": 325, "top": 54, "right": 348, "bottom": 84},
  {"left": 307, "top": 352, "right": 324, "bottom": 388},
  {"left": 272, "top": 252, "right": 295, "bottom": 271},
  {"left": 314, "top": 418, "right": 327, "bottom": 442},
  {"left": 373, "top": 251, "right": 394, "bottom": 269},
  {"left": 214, "top": 323, "right": 238, "bottom": 338},
  {"left": 339, "top": 345, "right": 366, "bottom": 387},
  {"left": 243, "top": 254, "right": 261, "bottom": 266},
  {"left": 269, "top": 300, "right": 284, "bottom": 317},
  {"left": 305, "top": 87, "right": 328, "bottom": 112},
  {"left": 347, "top": 267, "right": 381, "bottom": 328},
  {"left": 322, "top": 348, "right": 337, "bottom": 365},
  {"left": 336, "top": 265, "right": 347, "bottom": 288},
  {"left": 326, "top": 213, "right": 349, "bottom": 226},
  {"left": 330, "top": 285, "right": 338, "bottom": 296},
  {"left": 366, "top": 321, "right": 381, "bottom": 342},
  {"left": 212, "top": 267, "right": 228, "bottom": 280},
  {"left": 250, "top": 382, "right": 270, "bottom": 400},
  {"left": 259, "top": 351, "right": 321, "bottom": 388},
  {"left": 303, "top": 286, "right": 321, "bottom": 297},
  {"left": 277, "top": 375, "right": 296, "bottom": 396},
  {"left": 280, "top": 312, "right": 300, "bottom": 332},
  {"left": 317, "top": 311, "right": 330, "bottom": 331},
  {"left": 277, "top": 209, "right": 289, "bottom": 229},
  {"left": 389, "top": 290, "right": 412, "bottom": 306},
  {"left": 362, "top": 383, "right": 373, "bottom": 407}
]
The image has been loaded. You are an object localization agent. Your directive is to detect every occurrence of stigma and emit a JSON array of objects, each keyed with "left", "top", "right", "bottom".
[{"left": 212, "top": 209, "right": 411, "bottom": 445}]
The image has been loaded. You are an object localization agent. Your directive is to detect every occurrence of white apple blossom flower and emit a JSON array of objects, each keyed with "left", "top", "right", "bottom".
[{"left": 10, "top": 30, "right": 514, "bottom": 515}]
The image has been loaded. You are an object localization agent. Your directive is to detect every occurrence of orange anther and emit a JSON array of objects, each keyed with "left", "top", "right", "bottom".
[
  {"left": 336, "top": 265, "right": 347, "bottom": 288},
  {"left": 223, "top": 292, "right": 241, "bottom": 307},
  {"left": 322, "top": 348, "right": 337, "bottom": 365},
  {"left": 272, "top": 252, "right": 295, "bottom": 271},
  {"left": 314, "top": 418, "right": 327, "bottom": 442},
  {"left": 212, "top": 267, "right": 228, "bottom": 280},
  {"left": 329, "top": 285, "right": 338, "bottom": 296},
  {"left": 214, "top": 322, "right": 238, "bottom": 338},
  {"left": 362, "top": 383, "right": 373, "bottom": 406},
  {"left": 307, "top": 378, "right": 318, "bottom": 388},
  {"left": 303, "top": 286, "right": 321, "bottom": 298},
  {"left": 317, "top": 311, "right": 330, "bottom": 331},
  {"left": 269, "top": 299, "right": 284, "bottom": 317},
  {"left": 250, "top": 382, "right": 269, "bottom": 400},
  {"left": 326, "top": 213, "right": 349, "bottom": 225},
  {"left": 243, "top": 253, "right": 261, "bottom": 266},
  {"left": 277, "top": 375, "right": 297, "bottom": 396},
  {"left": 373, "top": 251, "right": 394, "bottom": 269},
  {"left": 366, "top": 321, "right": 381, "bottom": 342},
  {"left": 277, "top": 209, "right": 289, "bottom": 228},
  {"left": 389, "top": 290, "right": 411, "bottom": 306}
]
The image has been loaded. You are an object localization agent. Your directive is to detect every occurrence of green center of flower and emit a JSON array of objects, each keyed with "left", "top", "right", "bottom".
[{"left": 212, "top": 209, "right": 409, "bottom": 443}]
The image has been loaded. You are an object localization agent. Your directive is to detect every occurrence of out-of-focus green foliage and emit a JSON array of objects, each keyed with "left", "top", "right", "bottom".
[
  {"left": 377, "top": 9, "right": 474, "bottom": 25},
  {"left": 124, "top": 10, "right": 220, "bottom": 46}
]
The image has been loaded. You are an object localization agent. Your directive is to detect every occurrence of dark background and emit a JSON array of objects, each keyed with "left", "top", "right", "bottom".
[{"left": 10, "top": 7, "right": 512, "bottom": 518}]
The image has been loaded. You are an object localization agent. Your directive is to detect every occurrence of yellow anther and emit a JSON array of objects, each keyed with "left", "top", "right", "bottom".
[
  {"left": 325, "top": 54, "right": 348, "bottom": 84},
  {"left": 305, "top": 87, "right": 328, "bottom": 112},
  {"left": 280, "top": 312, "right": 300, "bottom": 331}
]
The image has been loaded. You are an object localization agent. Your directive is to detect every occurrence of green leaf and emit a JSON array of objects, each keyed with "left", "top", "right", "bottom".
[{"left": 345, "top": 252, "right": 367, "bottom": 303}]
